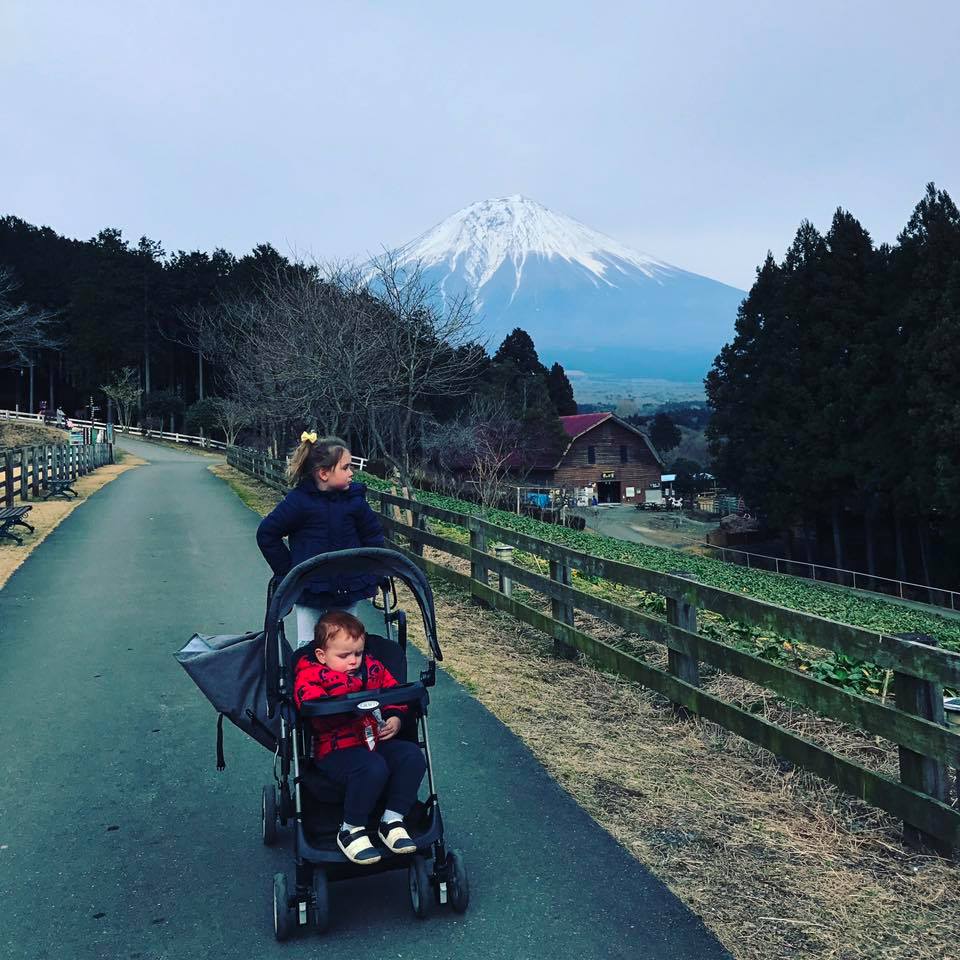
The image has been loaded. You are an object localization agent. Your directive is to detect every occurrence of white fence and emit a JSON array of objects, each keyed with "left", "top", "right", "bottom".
[{"left": 0, "top": 408, "right": 227, "bottom": 450}]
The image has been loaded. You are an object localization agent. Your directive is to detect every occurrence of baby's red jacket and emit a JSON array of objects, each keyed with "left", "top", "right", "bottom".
[{"left": 293, "top": 652, "right": 406, "bottom": 758}]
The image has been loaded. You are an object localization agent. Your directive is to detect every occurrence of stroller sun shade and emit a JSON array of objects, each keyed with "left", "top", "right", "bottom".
[{"left": 264, "top": 547, "right": 443, "bottom": 716}]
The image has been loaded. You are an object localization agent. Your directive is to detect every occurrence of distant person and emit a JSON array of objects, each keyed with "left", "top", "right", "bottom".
[
  {"left": 293, "top": 611, "right": 423, "bottom": 864},
  {"left": 256, "top": 433, "right": 384, "bottom": 647}
]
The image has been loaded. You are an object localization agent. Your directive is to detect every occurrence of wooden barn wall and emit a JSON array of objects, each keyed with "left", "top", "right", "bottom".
[{"left": 526, "top": 421, "right": 661, "bottom": 502}]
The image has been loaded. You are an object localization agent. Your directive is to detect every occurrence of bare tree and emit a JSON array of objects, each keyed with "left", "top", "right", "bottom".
[
  {"left": 363, "top": 252, "right": 486, "bottom": 484},
  {"left": 177, "top": 254, "right": 485, "bottom": 468},
  {"left": 423, "top": 395, "right": 524, "bottom": 510},
  {"left": 212, "top": 397, "right": 254, "bottom": 446},
  {"left": 0, "top": 266, "right": 60, "bottom": 368},
  {"left": 101, "top": 367, "right": 143, "bottom": 428}
]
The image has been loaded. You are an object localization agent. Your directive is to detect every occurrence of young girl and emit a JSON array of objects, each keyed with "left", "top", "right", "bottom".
[
  {"left": 294, "top": 611, "right": 425, "bottom": 865},
  {"left": 256, "top": 433, "right": 385, "bottom": 647}
]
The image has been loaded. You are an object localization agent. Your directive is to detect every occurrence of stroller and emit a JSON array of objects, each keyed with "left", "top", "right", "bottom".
[{"left": 178, "top": 547, "right": 470, "bottom": 940}]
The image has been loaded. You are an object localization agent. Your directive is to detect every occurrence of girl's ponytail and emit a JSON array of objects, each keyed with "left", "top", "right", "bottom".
[{"left": 287, "top": 433, "right": 349, "bottom": 486}]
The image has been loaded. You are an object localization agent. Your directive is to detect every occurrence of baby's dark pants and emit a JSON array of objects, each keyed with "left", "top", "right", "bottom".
[{"left": 316, "top": 739, "right": 426, "bottom": 825}]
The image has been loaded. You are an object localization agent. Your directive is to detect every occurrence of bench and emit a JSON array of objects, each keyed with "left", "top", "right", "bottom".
[
  {"left": 42, "top": 478, "right": 78, "bottom": 500},
  {"left": 0, "top": 506, "right": 34, "bottom": 546}
]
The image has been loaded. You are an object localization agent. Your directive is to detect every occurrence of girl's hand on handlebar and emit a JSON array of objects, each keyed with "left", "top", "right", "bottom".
[{"left": 378, "top": 716, "right": 401, "bottom": 741}]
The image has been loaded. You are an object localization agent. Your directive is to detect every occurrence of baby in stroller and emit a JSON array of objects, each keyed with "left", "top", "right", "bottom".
[{"left": 293, "top": 610, "right": 426, "bottom": 866}]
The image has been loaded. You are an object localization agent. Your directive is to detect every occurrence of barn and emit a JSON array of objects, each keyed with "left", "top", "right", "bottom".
[{"left": 525, "top": 413, "right": 664, "bottom": 505}]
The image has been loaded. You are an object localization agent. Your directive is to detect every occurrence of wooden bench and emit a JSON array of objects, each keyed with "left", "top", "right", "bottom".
[
  {"left": 42, "top": 478, "right": 78, "bottom": 500},
  {"left": 0, "top": 506, "right": 34, "bottom": 545}
]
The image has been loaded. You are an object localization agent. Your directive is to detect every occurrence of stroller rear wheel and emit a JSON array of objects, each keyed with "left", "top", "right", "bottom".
[
  {"left": 408, "top": 855, "right": 432, "bottom": 919},
  {"left": 262, "top": 785, "right": 278, "bottom": 846},
  {"left": 273, "top": 873, "right": 293, "bottom": 941},
  {"left": 446, "top": 849, "right": 470, "bottom": 913},
  {"left": 312, "top": 869, "right": 329, "bottom": 932}
]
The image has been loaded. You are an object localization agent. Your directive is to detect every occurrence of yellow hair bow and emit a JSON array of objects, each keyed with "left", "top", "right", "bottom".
[{"left": 300, "top": 431, "right": 318, "bottom": 444}]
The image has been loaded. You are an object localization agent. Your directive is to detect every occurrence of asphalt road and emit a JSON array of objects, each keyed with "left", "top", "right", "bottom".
[{"left": 0, "top": 437, "right": 730, "bottom": 960}]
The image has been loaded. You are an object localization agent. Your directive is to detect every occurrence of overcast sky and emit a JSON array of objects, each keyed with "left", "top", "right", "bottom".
[{"left": 3, "top": 1, "right": 957, "bottom": 290}]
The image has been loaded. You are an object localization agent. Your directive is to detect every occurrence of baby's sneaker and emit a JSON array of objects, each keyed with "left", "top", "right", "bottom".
[
  {"left": 337, "top": 826, "right": 381, "bottom": 865},
  {"left": 378, "top": 818, "right": 417, "bottom": 854}
]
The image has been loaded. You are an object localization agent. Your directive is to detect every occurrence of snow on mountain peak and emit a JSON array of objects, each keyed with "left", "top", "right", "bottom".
[{"left": 395, "top": 195, "right": 675, "bottom": 294}]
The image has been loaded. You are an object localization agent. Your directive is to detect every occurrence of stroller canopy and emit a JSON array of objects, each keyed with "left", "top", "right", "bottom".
[{"left": 265, "top": 548, "right": 442, "bottom": 713}]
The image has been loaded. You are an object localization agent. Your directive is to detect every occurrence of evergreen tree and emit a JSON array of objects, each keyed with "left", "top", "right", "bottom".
[
  {"left": 546, "top": 361, "right": 577, "bottom": 415},
  {"left": 649, "top": 412, "right": 681, "bottom": 454}
]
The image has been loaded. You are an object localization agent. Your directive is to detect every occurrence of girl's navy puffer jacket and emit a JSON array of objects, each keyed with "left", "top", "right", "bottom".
[{"left": 256, "top": 479, "right": 385, "bottom": 605}]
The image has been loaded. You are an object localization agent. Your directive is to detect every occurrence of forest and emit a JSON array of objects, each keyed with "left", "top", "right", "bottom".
[{"left": 706, "top": 183, "right": 960, "bottom": 587}]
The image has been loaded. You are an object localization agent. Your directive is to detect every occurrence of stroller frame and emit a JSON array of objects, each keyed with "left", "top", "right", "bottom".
[{"left": 261, "top": 548, "right": 468, "bottom": 938}]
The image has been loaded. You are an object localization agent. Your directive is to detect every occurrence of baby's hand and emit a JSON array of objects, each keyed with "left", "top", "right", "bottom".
[{"left": 378, "top": 716, "right": 401, "bottom": 741}]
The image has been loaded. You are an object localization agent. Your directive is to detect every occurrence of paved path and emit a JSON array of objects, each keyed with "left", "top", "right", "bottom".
[{"left": 0, "top": 437, "right": 730, "bottom": 960}]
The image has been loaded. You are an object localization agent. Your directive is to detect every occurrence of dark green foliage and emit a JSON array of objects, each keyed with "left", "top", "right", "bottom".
[
  {"left": 546, "top": 362, "right": 577, "bottom": 415},
  {"left": 649, "top": 412, "right": 681, "bottom": 454},
  {"left": 667, "top": 458, "right": 703, "bottom": 497},
  {"left": 142, "top": 389, "right": 184, "bottom": 420},
  {"left": 706, "top": 183, "right": 960, "bottom": 586},
  {"left": 184, "top": 397, "right": 223, "bottom": 436}
]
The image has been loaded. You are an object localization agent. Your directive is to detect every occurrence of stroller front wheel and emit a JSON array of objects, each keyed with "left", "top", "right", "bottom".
[
  {"left": 312, "top": 869, "right": 330, "bottom": 932},
  {"left": 408, "top": 855, "right": 432, "bottom": 919},
  {"left": 273, "top": 873, "right": 293, "bottom": 941},
  {"left": 447, "top": 849, "right": 470, "bottom": 913}
]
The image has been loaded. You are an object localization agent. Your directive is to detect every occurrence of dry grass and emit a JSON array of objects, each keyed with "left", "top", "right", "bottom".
[
  {"left": 212, "top": 466, "right": 960, "bottom": 960},
  {"left": 0, "top": 421, "right": 68, "bottom": 448},
  {"left": 0, "top": 453, "right": 146, "bottom": 589},
  {"left": 401, "top": 547, "right": 960, "bottom": 960}
]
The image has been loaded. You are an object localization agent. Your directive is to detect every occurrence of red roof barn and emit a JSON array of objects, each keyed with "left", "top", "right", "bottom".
[{"left": 525, "top": 413, "right": 664, "bottom": 504}]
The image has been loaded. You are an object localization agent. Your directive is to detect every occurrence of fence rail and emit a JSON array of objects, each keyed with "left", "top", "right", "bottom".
[
  {"left": 354, "top": 487, "right": 960, "bottom": 852},
  {"left": 225, "top": 445, "right": 368, "bottom": 492},
  {"left": 705, "top": 540, "right": 959, "bottom": 612},
  {"left": 1, "top": 441, "right": 114, "bottom": 507}
]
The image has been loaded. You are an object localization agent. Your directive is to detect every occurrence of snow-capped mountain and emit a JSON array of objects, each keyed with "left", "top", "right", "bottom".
[{"left": 388, "top": 195, "right": 745, "bottom": 381}]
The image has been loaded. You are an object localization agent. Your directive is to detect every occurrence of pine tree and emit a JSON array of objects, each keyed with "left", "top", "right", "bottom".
[{"left": 546, "top": 362, "right": 577, "bottom": 415}]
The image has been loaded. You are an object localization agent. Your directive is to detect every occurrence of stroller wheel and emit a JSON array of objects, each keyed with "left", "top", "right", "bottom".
[
  {"left": 408, "top": 855, "right": 432, "bottom": 919},
  {"left": 312, "top": 870, "right": 330, "bottom": 932},
  {"left": 273, "top": 873, "right": 293, "bottom": 941},
  {"left": 447, "top": 849, "right": 470, "bottom": 913},
  {"left": 262, "top": 785, "right": 278, "bottom": 846}
]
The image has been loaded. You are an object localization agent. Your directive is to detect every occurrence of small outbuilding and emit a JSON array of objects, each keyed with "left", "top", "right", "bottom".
[{"left": 525, "top": 413, "right": 664, "bottom": 504}]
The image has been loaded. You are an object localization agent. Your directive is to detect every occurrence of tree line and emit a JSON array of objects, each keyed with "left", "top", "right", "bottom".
[
  {"left": 0, "top": 214, "right": 578, "bottom": 489},
  {"left": 705, "top": 182, "right": 960, "bottom": 587}
]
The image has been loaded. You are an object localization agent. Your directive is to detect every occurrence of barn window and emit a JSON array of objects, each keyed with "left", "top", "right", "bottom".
[
  {"left": 587, "top": 445, "right": 596, "bottom": 464},
  {"left": 620, "top": 444, "right": 628, "bottom": 463}
]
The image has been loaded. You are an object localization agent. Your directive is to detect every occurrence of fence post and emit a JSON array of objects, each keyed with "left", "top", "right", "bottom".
[
  {"left": 469, "top": 519, "right": 488, "bottom": 601},
  {"left": 666, "top": 571, "right": 701, "bottom": 718},
  {"left": 492, "top": 543, "right": 513, "bottom": 597},
  {"left": 550, "top": 559, "right": 576, "bottom": 659},
  {"left": 3, "top": 449, "right": 13, "bottom": 506},
  {"left": 407, "top": 493, "right": 424, "bottom": 559},
  {"left": 40, "top": 445, "right": 48, "bottom": 492},
  {"left": 18, "top": 448, "right": 28, "bottom": 501},
  {"left": 31, "top": 446, "right": 39, "bottom": 498},
  {"left": 892, "top": 632, "right": 951, "bottom": 851}
]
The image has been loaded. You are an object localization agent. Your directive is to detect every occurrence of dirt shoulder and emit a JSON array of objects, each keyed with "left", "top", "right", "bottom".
[
  {"left": 211, "top": 463, "right": 960, "bottom": 960},
  {"left": 0, "top": 452, "right": 146, "bottom": 590}
]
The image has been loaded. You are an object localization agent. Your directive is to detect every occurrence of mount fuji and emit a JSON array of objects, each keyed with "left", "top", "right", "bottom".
[{"left": 387, "top": 195, "right": 745, "bottom": 382}]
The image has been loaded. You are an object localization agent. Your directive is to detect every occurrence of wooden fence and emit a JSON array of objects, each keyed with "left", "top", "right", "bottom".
[
  {"left": 367, "top": 488, "right": 960, "bottom": 853},
  {"left": 1, "top": 442, "right": 114, "bottom": 507},
  {"left": 226, "top": 445, "right": 369, "bottom": 492}
]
